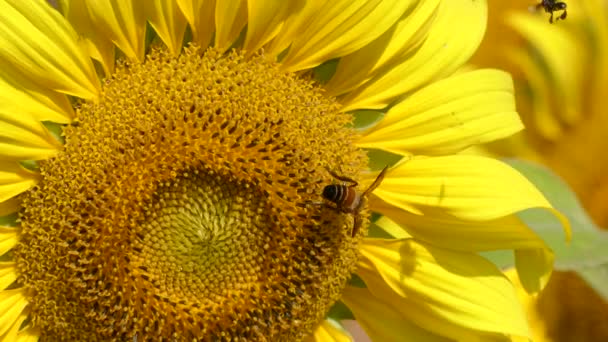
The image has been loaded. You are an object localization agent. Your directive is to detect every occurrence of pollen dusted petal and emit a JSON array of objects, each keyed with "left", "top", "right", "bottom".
[
  {"left": 176, "top": 0, "right": 215, "bottom": 48},
  {"left": 280, "top": 0, "right": 417, "bottom": 72},
  {"left": 341, "top": 0, "right": 487, "bottom": 112},
  {"left": 325, "top": 0, "right": 440, "bottom": 97},
  {"left": 0, "top": 0, "right": 100, "bottom": 100},
  {"left": 0, "top": 227, "right": 17, "bottom": 256},
  {"left": 214, "top": 0, "right": 247, "bottom": 52},
  {"left": 0, "top": 70, "right": 74, "bottom": 124},
  {"left": 0, "top": 262, "right": 16, "bottom": 291},
  {"left": 342, "top": 286, "right": 451, "bottom": 342},
  {"left": 356, "top": 238, "right": 531, "bottom": 340},
  {"left": 147, "top": 0, "right": 188, "bottom": 56},
  {"left": 61, "top": 0, "right": 116, "bottom": 76},
  {"left": 0, "top": 111, "right": 62, "bottom": 161},
  {"left": 356, "top": 70, "right": 523, "bottom": 156},
  {"left": 15, "top": 46, "right": 366, "bottom": 340},
  {"left": 371, "top": 155, "right": 570, "bottom": 230},
  {"left": 0, "top": 289, "right": 29, "bottom": 338},
  {"left": 85, "top": 0, "right": 147, "bottom": 62},
  {"left": 243, "top": 0, "right": 290, "bottom": 53},
  {"left": 307, "top": 319, "right": 352, "bottom": 342}
]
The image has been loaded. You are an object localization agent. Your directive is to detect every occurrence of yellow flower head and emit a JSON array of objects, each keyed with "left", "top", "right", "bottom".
[{"left": 0, "top": 0, "right": 569, "bottom": 341}]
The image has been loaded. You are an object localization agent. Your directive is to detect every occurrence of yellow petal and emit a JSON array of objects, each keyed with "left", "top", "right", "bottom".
[
  {"left": 0, "top": 110, "right": 62, "bottom": 161},
  {"left": 342, "top": 286, "right": 451, "bottom": 342},
  {"left": 306, "top": 319, "right": 352, "bottom": 342},
  {"left": 85, "top": 0, "right": 147, "bottom": 62},
  {"left": 0, "top": 227, "right": 17, "bottom": 256},
  {"left": 356, "top": 70, "right": 523, "bottom": 155},
  {"left": 371, "top": 205, "right": 545, "bottom": 251},
  {"left": 0, "top": 289, "right": 29, "bottom": 337},
  {"left": 147, "top": 0, "right": 188, "bottom": 56},
  {"left": 16, "top": 326, "right": 40, "bottom": 342},
  {"left": 61, "top": 0, "right": 116, "bottom": 76},
  {"left": 325, "top": 0, "right": 440, "bottom": 96},
  {"left": 0, "top": 197, "right": 20, "bottom": 217},
  {"left": 0, "top": 162, "right": 38, "bottom": 203},
  {"left": 0, "top": 70, "right": 74, "bottom": 124},
  {"left": 243, "top": 0, "right": 289, "bottom": 53},
  {"left": 514, "top": 248, "right": 554, "bottom": 294},
  {"left": 214, "top": 0, "right": 247, "bottom": 52},
  {"left": 371, "top": 204, "right": 558, "bottom": 293},
  {"left": 341, "top": 0, "right": 487, "bottom": 111},
  {"left": 370, "top": 156, "right": 569, "bottom": 228},
  {"left": 280, "top": 0, "right": 417, "bottom": 72},
  {"left": 176, "top": 0, "right": 215, "bottom": 48},
  {"left": 0, "top": 262, "right": 16, "bottom": 291},
  {"left": 0, "top": 0, "right": 100, "bottom": 100},
  {"left": 373, "top": 215, "right": 411, "bottom": 239},
  {"left": 356, "top": 238, "right": 530, "bottom": 340},
  {"left": 507, "top": 12, "right": 585, "bottom": 127},
  {"left": 0, "top": 312, "right": 30, "bottom": 342}
]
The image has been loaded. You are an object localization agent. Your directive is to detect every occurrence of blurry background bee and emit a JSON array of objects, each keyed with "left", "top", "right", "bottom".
[
  {"left": 322, "top": 166, "right": 389, "bottom": 237},
  {"left": 534, "top": 0, "right": 567, "bottom": 23}
]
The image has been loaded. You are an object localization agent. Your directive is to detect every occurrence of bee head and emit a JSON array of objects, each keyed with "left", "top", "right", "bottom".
[{"left": 322, "top": 185, "right": 338, "bottom": 202}]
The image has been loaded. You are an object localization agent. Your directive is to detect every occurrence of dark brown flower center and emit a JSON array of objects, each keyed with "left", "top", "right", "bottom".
[{"left": 15, "top": 46, "right": 367, "bottom": 341}]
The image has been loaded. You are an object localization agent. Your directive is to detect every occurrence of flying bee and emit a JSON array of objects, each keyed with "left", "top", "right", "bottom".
[
  {"left": 536, "top": 0, "right": 567, "bottom": 23},
  {"left": 322, "top": 166, "right": 389, "bottom": 237}
]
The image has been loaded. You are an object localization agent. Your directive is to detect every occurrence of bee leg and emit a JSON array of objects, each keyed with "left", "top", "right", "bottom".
[
  {"left": 351, "top": 215, "right": 362, "bottom": 237},
  {"left": 559, "top": 10, "right": 567, "bottom": 20},
  {"left": 549, "top": 12, "right": 554, "bottom": 23}
]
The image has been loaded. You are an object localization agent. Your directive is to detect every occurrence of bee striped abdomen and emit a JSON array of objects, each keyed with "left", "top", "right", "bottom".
[{"left": 322, "top": 185, "right": 358, "bottom": 211}]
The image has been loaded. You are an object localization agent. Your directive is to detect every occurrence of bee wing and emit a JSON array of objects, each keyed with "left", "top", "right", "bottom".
[{"left": 362, "top": 165, "right": 389, "bottom": 197}]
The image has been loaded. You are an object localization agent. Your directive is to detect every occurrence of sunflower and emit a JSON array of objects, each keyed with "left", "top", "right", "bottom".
[
  {"left": 0, "top": 0, "right": 568, "bottom": 341},
  {"left": 472, "top": 1, "right": 608, "bottom": 341}
]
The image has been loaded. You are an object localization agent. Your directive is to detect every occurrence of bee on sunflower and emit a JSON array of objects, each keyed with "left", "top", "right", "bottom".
[{"left": 0, "top": 0, "right": 568, "bottom": 341}]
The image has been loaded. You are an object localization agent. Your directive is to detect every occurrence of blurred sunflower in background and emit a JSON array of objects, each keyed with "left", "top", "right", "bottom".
[
  {"left": 472, "top": 0, "right": 608, "bottom": 341},
  {"left": 0, "top": 0, "right": 569, "bottom": 340}
]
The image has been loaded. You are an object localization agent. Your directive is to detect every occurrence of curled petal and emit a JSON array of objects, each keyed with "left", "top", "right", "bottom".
[
  {"left": 341, "top": 0, "right": 487, "bottom": 111},
  {"left": 356, "top": 70, "right": 523, "bottom": 155},
  {"left": 0, "top": 0, "right": 100, "bottom": 100},
  {"left": 353, "top": 238, "right": 530, "bottom": 340}
]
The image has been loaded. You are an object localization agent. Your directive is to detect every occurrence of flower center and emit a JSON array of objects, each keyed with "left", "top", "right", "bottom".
[{"left": 15, "top": 46, "right": 367, "bottom": 340}]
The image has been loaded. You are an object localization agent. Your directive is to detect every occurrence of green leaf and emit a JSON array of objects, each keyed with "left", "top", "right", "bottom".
[{"left": 503, "top": 158, "right": 608, "bottom": 300}]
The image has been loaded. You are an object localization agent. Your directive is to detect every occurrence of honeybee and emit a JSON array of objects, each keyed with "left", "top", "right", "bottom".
[
  {"left": 322, "top": 166, "right": 389, "bottom": 237},
  {"left": 536, "top": 0, "right": 567, "bottom": 23}
]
